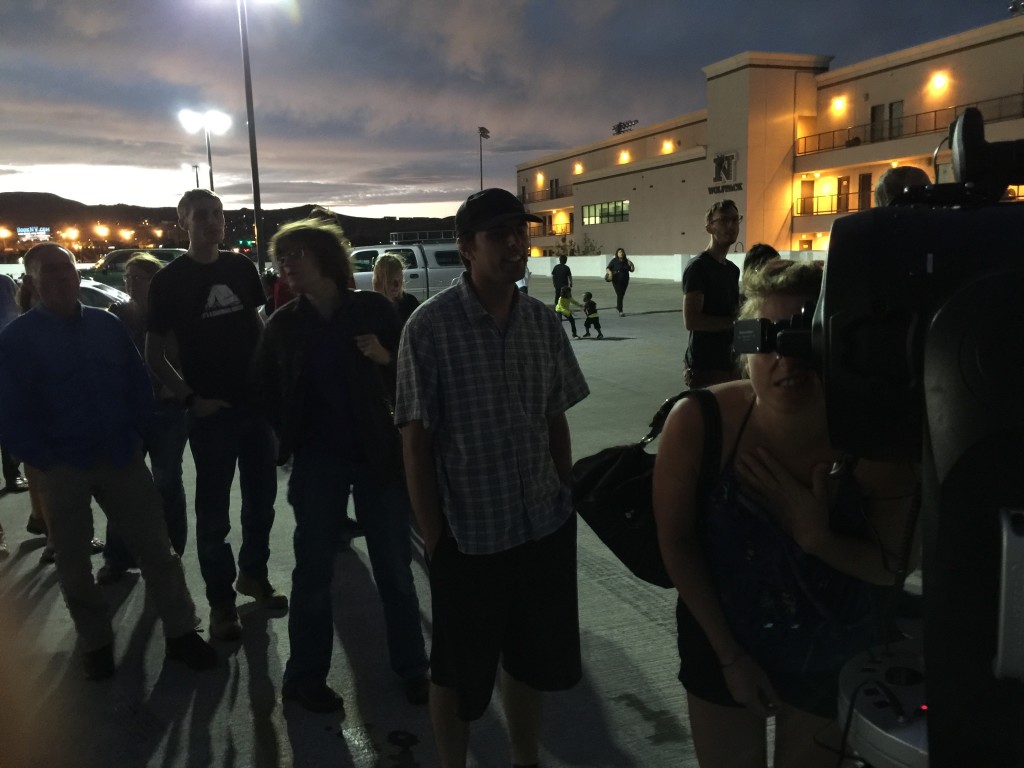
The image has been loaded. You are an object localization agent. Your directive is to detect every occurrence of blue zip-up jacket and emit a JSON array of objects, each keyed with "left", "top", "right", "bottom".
[{"left": 0, "top": 303, "right": 153, "bottom": 470}]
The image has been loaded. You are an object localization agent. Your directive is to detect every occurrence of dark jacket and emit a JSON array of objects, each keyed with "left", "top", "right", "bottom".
[{"left": 257, "top": 289, "right": 403, "bottom": 480}]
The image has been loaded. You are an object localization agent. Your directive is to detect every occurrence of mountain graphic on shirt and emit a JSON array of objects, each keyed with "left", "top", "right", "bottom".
[{"left": 201, "top": 284, "right": 244, "bottom": 319}]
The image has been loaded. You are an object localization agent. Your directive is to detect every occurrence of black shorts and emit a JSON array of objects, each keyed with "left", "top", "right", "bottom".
[
  {"left": 428, "top": 514, "right": 581, "bottom": 721},
  {"left": 676, "top": 598, "right": 743, "bottom": 709},
  {"left": 676, "top": 598, "right": 846, "bottom": 718}
]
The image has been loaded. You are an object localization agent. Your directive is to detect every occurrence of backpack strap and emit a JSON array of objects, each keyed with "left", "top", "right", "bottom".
[{"left": 682, "top": 389, "right": 723, "bottom": 502}]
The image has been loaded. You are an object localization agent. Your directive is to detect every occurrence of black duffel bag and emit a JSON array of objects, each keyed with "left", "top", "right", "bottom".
[{"left": 572, "top": 388, "right": 721, "bottom": 588}]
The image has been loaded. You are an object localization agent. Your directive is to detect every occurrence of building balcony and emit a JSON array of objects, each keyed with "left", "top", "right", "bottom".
[
  {"left": 528, "top": 222, "right": 574, "bottom": 238},
  {"left": 521, "top": 184, "right": 574, "bottom": 204},
  {"left": 796, "top": 91, "right": 1024, "bottom": 156},
  {"left": 793, "top": 191, "right": 871, "bottom": 216}
]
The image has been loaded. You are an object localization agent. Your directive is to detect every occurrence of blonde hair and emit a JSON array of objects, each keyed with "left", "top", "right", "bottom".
[
  {"left": 371, "top": 253, "right": 405, "bottom": 296},
  {"left": 736, "top": 260, "right": 823, "bottom": 377}
]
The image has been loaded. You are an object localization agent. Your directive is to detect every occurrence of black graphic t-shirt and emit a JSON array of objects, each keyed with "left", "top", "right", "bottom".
[{"left": 148, "top": 252, "right": 265, "bottom": 404}]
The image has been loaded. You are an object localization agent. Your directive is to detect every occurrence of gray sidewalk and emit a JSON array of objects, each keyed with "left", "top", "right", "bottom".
[{"left": 0, "top": 276, "right": 717, "bottom": 768}]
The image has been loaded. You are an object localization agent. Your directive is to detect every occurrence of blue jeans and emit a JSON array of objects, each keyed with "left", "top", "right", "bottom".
[
  {"left": 284, "top": 449, "right": 428, "bottom": 686},
  {"left": 103, "top": 400, "right": 189, "bottom": 569},
  {"left": 187, "top": 405, "right": 278, "bottom": 606}
]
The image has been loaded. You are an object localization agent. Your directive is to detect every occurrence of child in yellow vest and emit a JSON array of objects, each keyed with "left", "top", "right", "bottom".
[{"left": 555, "top": 286, "right": 582, "bottom": 339}]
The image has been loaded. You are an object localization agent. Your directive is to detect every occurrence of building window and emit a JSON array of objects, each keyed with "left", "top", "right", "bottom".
[
  {"left": 889, "top": 100, "right": 904, "bottom": 139},
  {"left": 582, "top": 200, "right": 630, "bottom": 225},
  {"left": 858, "top": 173, "right": 873, "bottom": 210},
  {"left": 799, "top": 239, "right": 813, "bottom": 251}
]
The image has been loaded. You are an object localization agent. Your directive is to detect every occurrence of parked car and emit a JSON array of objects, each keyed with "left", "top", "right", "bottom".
[
  {"left": 350, "top": 242, "right": 463, "bottom": 302},
  {"left": 78, "top": 279, "right": 131, "bottom": 309},
  {"left": 77, "top": 248, "right": 186, "bottom": 289}
]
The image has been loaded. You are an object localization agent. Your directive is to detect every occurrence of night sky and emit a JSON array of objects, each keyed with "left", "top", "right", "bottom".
[{"left": 0, "top": 0, "right": 1006, "bottom": 217}]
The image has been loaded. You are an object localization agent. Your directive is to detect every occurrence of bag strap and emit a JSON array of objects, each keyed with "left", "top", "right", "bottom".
[{"left": 640, "top": 389, "right": 723, "bottom": 498}]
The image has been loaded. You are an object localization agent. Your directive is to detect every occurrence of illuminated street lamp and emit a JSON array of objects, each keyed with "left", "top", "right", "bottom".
[
  {"left": 478, "top": 127, "right": 490, "bottom": 191},
  {"left": 94, "top": 224, "right": 110, "bottom": 238},
  {"left": 178, "top": 109, "right": 232, "bottom": 191},
  {"left": 0, "top": 227, "right": 11, "bottom": 252}
]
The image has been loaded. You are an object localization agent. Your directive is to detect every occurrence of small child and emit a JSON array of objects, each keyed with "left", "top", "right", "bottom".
[
  {"left": 555, "top": 285, "right": 582, "bottom": 338},
  {"left": 581, "top": 292, "right": 603, "bottom": 339}
]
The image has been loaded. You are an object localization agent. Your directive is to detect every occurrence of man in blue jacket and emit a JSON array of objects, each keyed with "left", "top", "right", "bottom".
[{"left": 0, "top": 243, "right": 216, "bottom": 680}]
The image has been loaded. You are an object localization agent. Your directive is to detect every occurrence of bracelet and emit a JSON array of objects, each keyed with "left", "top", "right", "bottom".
[{"left": 720, "top": 649, "right": 747, "bottom": 668}]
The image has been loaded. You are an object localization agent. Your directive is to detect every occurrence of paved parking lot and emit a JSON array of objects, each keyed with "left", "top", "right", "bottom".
[{"left": 0, "top": 276, "right": 725, "bottom": 768}]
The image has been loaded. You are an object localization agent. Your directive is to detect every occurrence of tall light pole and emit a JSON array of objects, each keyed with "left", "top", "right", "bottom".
[
  {"left": 178, "top": 109, "right": 231, "bottom": 191},
  {"left": 236, "top": 0, "right": 267, "bottom": 272},
  {"left": 478, "top": 127, "right": 490, "bottom": 190}
]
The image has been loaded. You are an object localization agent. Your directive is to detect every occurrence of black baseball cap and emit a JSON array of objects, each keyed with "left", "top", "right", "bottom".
[{"left": 455, "top": 188, "right": 542, "bottom": 238}]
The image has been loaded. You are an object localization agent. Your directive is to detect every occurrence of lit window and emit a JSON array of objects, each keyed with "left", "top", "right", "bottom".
[{"left": 830, "top": 96, "right": 847, "bottom": 116}]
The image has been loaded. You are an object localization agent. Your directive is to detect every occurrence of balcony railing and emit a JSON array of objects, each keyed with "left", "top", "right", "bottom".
[
  {"left": 528, "top": 223, "right": 574, "bottom": 238},
  {"left": 793, "top": 190, "right": 871, "bottom": 216},
  {"left": 797, "top": 92, "right": 1024, "bottom": 156},
  {"left": 521, "top": 184, "right": 574, "bottom": 204}
]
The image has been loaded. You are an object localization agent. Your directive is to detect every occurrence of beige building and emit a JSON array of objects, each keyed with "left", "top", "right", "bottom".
[{"left": 517, "top": 15, "right": 1024, "bottom": 260}]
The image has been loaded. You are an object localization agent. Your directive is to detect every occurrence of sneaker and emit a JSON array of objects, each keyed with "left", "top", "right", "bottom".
[
  {"left": 572, "top": 334, "right": 580, "bottom": 339},
  {"left": 0, "top": 529, "right": 9, "bottom": 559},
  {"left": 582, "top": 332, "right": 591, "bottom": 337},
  {"left": 39, "top": 543, "right": 56, "bottom": 564},
  {"left": 618, "top": 311, "right": 625, "bottom": 317},
  {"left": 236, "top": 572, "right": 289, "bottom": 610},
  {"left": 96, "top": 563, "right": 128, "bottom": 585},
  {"left": 209, "top": 603, "right": 242, "bottom": 642},
  {"left": 404, "top": 676, "right": 430, "bottom": 706},
  {"left": 166, "top": 631, "right": 218, "bottom": 670},
  {"left": 4, "top": 476, "right": 28, "bottom": 493},
  {"left": 83, "top": 643, "right": 115, "bottom": 680},
  {"left": 597, "top": 333, "right": 604, "bottom": 339},
  {"left": 90, "top": 537, "right": 105, "bottom": 555},
  {"left": 282, "top": 680, "right": 346, "bottom": 714},
  {"left": 26, "top": 515, "right": 47, "bottom": 537}
]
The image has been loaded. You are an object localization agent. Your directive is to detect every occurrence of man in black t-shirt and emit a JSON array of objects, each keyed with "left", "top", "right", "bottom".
[
  {"left": 146, "top": 189, "right": 284, "bottom": 642},
  {"left": 550, "top": 254, "right": 572, "bottom": 306},
  {"left": 682, "top": 199, "right": 742, "bottom": 388}
]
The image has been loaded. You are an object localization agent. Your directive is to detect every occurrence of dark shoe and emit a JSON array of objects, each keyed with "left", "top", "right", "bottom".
[
  {"left": 166, "top": 631, "right": 218, "bottom": 670},
  {"left": 26, "top": 515, "right": 47, "bottom": 537},
  {"left": 5, "top": 476, "right": 28, "bottom": 493},
  {"left": 209, "top": 603, "right": 242, "bottom": 642},
  {"left": 96, "top": 563, "right": 128, "bottom": 585},
  {"left": 404, "top": 676, "right": 430, "bottom": 706},
  {"left": 236, "top": 572, "right": 288, "bottom": 610},
  {"left": 582, "top": 332, "right": 591, "bottom": 337},
  {"left": 597, "top": 333, "right": 604, "bottom": 339},
  {"left": 39, "top": 544, "right": 56, "bottom": 565},
  {"left": 83, "top": 643, "right": 115, "bottom": 680},
  {"left": 90, "top": 537, "right": 105, "bottom": 555},
  {"left": 282, "top": 681, "right": 346, "bottom": 714}
]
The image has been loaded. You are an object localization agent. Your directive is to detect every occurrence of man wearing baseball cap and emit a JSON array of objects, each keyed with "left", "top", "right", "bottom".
[{"left": 395, "top": 188, "right": 589, "bottom": 767}]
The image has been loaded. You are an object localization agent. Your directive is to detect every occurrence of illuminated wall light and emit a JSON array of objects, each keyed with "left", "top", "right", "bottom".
[
  {"left": 661, "top": 139, "right": 674, "bottom": 154},
  {"left": 891, "top": 161, "right": 899, "bottom": 168},
  {"left": 535, "top": 171, "right": 544, "bottom": 188},
  {"left": 830, "top": 95, "right": 847, "bottom": 116},
  {"left": 573, "top": 162, "right": 584, "bottom": 175},
  {"left": 813, "top": 172, "right": 821, "bottom": 178},
  {"left": 618, "top": 150, "right": 631, "bottom": 164},
  {"left": 928, "top": 71, "right": 950, "bottom": 95}
]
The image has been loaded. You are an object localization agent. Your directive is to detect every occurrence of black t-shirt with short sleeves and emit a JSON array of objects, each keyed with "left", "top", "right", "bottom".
[
  {"left": 682, "top": 251, "right": 740, "bottom": 371},
  {"left": 148, "top": 252, "right": 265, "bottom": 404}
]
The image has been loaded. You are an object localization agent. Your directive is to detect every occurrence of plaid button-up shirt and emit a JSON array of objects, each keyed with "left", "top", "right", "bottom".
[{"left": 395, "top": 275, "right": 589, "bottom": 554}]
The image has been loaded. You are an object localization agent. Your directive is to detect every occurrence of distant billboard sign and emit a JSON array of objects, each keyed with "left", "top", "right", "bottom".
[{"left": 17, "top": 226, "right": 50, "bottom": 242}]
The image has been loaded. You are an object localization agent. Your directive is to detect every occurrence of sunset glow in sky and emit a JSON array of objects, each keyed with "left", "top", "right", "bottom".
[{"left": 0, "top": 1, "right": 1004, "bottom": 217}]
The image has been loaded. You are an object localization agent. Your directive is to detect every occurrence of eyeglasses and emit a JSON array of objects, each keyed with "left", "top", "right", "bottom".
[{"left": 710, "top": 214, "right": 743, "bottom": 225}]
